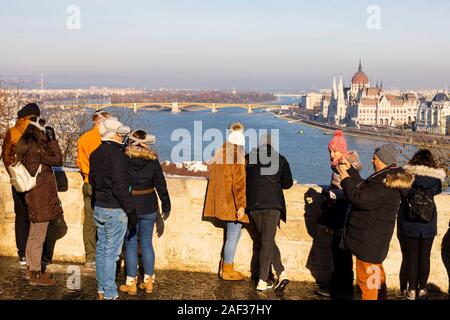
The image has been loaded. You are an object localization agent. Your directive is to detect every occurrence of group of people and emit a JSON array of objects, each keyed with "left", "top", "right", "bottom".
[
  {"left": 2, "top": 103, "right": 64, "bottom": 285},
  {"left": 203, "top": 122, "right": 294, "bottom": 292},
  {"left": 1, "top": 103, "right": 446, "bottom": 301},
  {"left": 319, "top": 130, "right": 446, "bottom": 300},
  {"left": 77, "top": 111, "right": 171, "bottom": 300}
]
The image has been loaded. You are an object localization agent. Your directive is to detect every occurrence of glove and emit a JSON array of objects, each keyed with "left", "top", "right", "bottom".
[
  {"left": 45, "top": 126, "right": 56, "bottom": 141},
  {"left": 127, "top": 210, "right": 138, "bottom": 230},
  {"left": 161, "top": 211, "right": 170, "bottom": 221},
  {"left": 156, "top": 212, "right": 165, "bottom": 238}
]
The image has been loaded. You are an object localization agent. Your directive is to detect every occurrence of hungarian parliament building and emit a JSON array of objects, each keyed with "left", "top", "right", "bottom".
[{"left": 317, "top": 60, "right": 450, "bottom": 135}]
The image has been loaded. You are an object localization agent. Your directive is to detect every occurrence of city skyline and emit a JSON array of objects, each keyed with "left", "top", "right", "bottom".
[{"left": 1, "top": 0, "right": 450, "bottom": 90}]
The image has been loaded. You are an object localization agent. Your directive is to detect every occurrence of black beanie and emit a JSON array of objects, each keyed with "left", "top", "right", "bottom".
[{"left": 17, "top": 103, "right": 40, "bottom": 119}]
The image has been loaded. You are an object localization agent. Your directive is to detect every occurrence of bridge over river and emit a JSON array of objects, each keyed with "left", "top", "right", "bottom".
[{"left": 60, "top": 102, "right": 283, "bottom": 114}]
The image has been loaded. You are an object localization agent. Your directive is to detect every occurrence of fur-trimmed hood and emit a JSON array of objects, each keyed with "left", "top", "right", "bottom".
[
  {"left": 382, "top": 167, "right": 415, "bottom": 190},
  {"left": 404, "top": 164, "right": 447, "bottom": 183},
  {"left": 125, "top": 145, "right": 158, "bottom": 160}
]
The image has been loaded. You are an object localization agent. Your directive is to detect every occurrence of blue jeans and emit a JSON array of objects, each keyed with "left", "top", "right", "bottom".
[
  {"left": 94, "top": 207, "right": 128, "bottom": 299},
  {"left": 125, "top": 212, "right": 157, "bottom": 277},
  {"left": 224, "top": 222, "right": 242, "bottom": 264}
]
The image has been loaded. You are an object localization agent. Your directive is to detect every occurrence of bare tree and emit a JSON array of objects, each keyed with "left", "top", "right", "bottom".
[
  {"left": 42, "top": 103, "right": 90, "bottom": 167},
  {"left": 0, "top": 81, "right": 29, "bottom": 142}
]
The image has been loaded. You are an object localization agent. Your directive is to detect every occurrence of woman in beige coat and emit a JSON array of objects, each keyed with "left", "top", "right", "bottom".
[{"left": 203, "top": 123, "right": 249, "bottom": 280}]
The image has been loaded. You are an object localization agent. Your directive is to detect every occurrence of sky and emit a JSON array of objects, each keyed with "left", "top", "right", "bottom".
[{"left": 1, "top": 0, "right": 449, "bottom": 91}]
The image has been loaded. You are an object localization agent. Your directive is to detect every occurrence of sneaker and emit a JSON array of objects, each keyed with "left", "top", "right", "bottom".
[
  {"left": 417, "top": 288, "right": 430, "bottom": 300},
  {"left": 19, "top": 256, "right": 27, "bottom": 267},
  {"left": 256, "top": 279, "right": 274, "bottom": 292},
  {"left": 315, "top": 287, "right": 331, "bottom": 297},
  {"left": 274, "top": 271, "right": 289, "bottom": 292}
]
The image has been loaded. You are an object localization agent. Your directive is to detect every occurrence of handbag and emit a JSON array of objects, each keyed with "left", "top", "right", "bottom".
[{"left": 7, "top": 162, "right": 42, "bottom": 193}]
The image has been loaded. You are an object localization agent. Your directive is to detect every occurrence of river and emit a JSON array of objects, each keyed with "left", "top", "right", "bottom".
[{"left": 104, "top": 103, "right": 406, "bottom": 187}]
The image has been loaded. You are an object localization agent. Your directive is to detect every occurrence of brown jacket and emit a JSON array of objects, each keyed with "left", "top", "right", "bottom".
[
  {"left": 22, "top": 140, "right": 64, "bottom": 223},
  {"left": 203, "top": 142, "right": 249, "bottom": 223},
  {"left": 2, "top": 118, "right": 31, "bottom": 168}
]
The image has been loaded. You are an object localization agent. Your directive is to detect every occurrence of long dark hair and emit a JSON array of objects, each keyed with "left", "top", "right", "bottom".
[
  {"left": 409, "top": 149, "right": 438, "bottom": 168},
  {"left": 16, "top": 123, "right": 48, "bottom": 163}
]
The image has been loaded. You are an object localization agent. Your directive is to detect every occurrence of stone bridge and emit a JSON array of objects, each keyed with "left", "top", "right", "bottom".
[{"left": 1, "top": 168, "right": 449, "bottom": 292}]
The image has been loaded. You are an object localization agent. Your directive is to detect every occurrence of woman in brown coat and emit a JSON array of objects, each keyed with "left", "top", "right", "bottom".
[
  {"left": 203, "top": 123, "right": 249, "bottom": 280},
  {"left": 16, "top": 118, "right": 64, "bottom": 286}
]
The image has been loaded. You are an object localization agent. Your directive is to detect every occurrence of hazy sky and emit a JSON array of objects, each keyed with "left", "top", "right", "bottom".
[{"left": 1, "top": 0, "right": 449, "bottom": 90}]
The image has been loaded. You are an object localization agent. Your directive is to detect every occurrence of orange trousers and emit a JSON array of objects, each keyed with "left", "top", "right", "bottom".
[{"left": 356, "top": 258, "right": 387, "bottom": 300}]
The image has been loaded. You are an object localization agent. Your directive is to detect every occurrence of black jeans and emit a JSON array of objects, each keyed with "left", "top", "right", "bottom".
[
  {"left": 249, "top": 209, "right": 284, "bottom": 282},
  {"left": 401, "top": 235, "right": 434, "bottom": 290},
  {"left": 12, "top": 187, "right": 30, "bottom": 258},
  {"left": 330, "top": 233, "right": 354, "bottom": 298}
]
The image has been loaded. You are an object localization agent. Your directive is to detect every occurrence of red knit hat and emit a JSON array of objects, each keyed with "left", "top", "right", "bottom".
[{"left": 328, "top": 130, "right": 348, "bottom": 154}]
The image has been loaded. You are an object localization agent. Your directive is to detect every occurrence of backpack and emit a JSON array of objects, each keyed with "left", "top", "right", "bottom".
[
  {"left": 406, "top": 187, "right": 435, "bottom": 223},
  {"left": 7, "top": 162, "right": 42, "bottom": 193}
]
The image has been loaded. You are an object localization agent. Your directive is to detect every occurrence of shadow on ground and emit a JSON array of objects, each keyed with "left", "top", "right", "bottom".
[{"left": 0, "top": 256, "right": 448, "bottom": 300}]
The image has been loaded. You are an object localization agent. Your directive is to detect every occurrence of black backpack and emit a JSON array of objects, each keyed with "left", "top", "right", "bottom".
[{"left": 406, "top": 187, "right": 435, "bottom": 223}]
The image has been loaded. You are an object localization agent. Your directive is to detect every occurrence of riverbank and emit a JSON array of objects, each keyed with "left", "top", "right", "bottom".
[{"left": 276, "top": 114, "right": 450, "bottom": 150}]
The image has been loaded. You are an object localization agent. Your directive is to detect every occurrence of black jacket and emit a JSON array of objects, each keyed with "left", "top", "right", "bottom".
[
  {"left": 245, "top": 145, "right": 293, "bottom": 222},
  {"left": 341, "top": 165, "right": 414, "bottom": 264},
  {"left": 398, "top": 165, "right": 445, "bottom": 239},
  {"left": 125, "top": 146, "right": 171, "bottom": 215},
  {"left": 89, "top": 141, "right": 135, "bottom": 214}
]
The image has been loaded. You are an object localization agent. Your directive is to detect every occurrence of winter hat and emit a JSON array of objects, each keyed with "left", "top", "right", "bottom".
[
  {"left": 374, "top": 144, "right": 399, "bottom": 166},
  {"left": 92, "top": 110, "right": 113, "bottom": 124},
  {"left": 328, "top": 130, "right": 348, "bottom": 154},
  {"left": 17, "top": 103, "right": 40, "bottom": 119},
  {"left": 227, "top": 122, "right": 245, "bottom": 146},
  {"left": 128, "top": 129, "right": 155, "bottom": 146},
  {"left": 99, "top": 118, "right": 130, "bottom": 141}
]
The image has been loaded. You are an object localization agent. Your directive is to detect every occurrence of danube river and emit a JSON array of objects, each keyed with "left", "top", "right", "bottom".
[{"left": 107, "top": 105, "right": 400, "bottom": 187}]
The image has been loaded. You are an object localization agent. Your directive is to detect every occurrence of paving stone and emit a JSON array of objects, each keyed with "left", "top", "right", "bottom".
[{"left": 1, "top": 256, "right": 448, "bottom": 300}]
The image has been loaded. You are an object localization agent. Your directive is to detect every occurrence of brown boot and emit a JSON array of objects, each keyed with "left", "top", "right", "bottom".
[
  {"left": 119, "top": 277, "right": 137, "bottom": 295},
  {"left": 25, "top": 266, "right": 31, "bottom": 280},
  {"left": 29, "top": 271, "right": 56, "bottom": 286},
  {"left": 221, "top": 263, "right": 245, "bottom": 281},
  {"left": 139, "top": 279, "right": 153, "bottom": 294}
]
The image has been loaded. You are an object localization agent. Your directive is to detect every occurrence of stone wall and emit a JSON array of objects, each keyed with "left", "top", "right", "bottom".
[{"left": 1, "top": 168, "right": 449, "bottom": 292}]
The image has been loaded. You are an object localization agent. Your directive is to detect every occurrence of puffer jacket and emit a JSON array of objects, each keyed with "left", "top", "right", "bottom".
[
  {"left": 2, "top": 118, "right": 31, "bottom": 168},
  {"left": 125, "top": 145, "right": 171, "bottom": 215},
  {"left": 89, "top": 141, "right": 135, "bottom": 215},
  {"left": 245, "top": 145, "right": 293, "bottom": 222},
  {"left": 398, "top": 164, "right": 446, "bottom": 239},
  {"left": 22, "top": 140, "right": 64, "bottom": 223},
  {"left": 341, "top": 165, "right": 414, "bottom": 264},
  {"left": 321, "top": 151, "right": 362, "bottom": 232}
]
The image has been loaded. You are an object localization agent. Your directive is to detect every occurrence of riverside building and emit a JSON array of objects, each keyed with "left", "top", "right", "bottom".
[{"left": 320, "top": 60, "right": 419, "bottom": 128}]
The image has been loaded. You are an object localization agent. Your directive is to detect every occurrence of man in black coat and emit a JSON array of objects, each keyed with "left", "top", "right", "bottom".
[
  {"left": 336, "top": 144, "right": 413, "bottom": 300},
  {"left": 89, "top": 118, "right": 138, "bottom": 300},
  {"left": 246, "top": 134, "right": 293, "bottom": 292}
]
